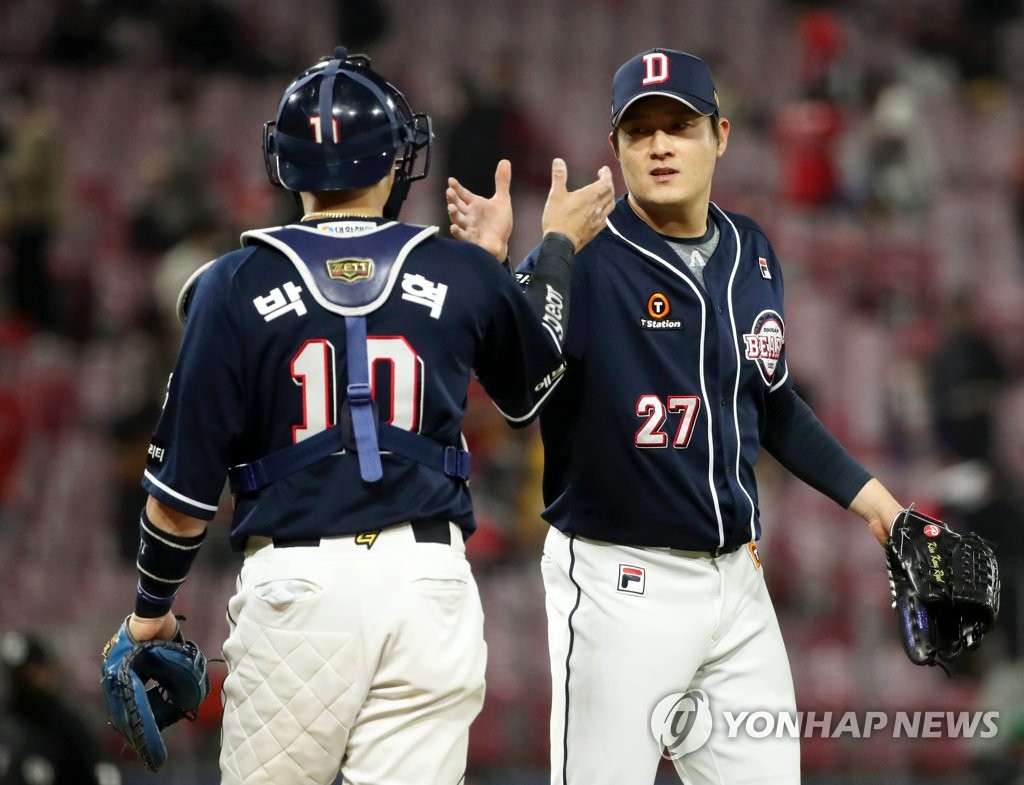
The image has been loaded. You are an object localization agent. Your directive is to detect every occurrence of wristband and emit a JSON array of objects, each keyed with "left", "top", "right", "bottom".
[{"left": 135, "top": 508, "right": 206, "bottom": 618}]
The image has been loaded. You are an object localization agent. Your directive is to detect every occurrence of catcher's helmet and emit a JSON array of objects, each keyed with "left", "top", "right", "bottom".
[{"left": 263, "top": 46, "right": 432, "bottom": 218}]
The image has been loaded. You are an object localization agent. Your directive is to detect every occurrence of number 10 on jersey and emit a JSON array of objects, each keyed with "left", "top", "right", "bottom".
[{"left": 290, "top": 337, "right": 423, "bottom": 444}]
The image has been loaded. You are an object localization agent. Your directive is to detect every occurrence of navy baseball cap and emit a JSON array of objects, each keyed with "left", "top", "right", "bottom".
[{"left": 611, "top": 48, "right": 718, "bottom": 126}]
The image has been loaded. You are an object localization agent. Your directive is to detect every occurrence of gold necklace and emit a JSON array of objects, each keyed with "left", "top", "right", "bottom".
[{"left": 302, "top": 211, "right": 378, "bottom": 221}]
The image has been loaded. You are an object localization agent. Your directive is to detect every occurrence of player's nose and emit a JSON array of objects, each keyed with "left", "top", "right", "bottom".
[{"left": 649, "top": 129, "right": 674, "bottom": 156}]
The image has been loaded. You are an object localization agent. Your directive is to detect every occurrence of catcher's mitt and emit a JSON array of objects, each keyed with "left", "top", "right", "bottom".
[
  {"left": 886, "top": 506, "right": 1000, "bottom": 669},
  {"left": 100, "top": 617, "right": 210, "bottom": 772}
]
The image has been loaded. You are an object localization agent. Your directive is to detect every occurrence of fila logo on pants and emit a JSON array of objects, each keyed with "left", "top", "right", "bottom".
[{"left": 618, "top": 564, "right": 646, "bottom": 595}]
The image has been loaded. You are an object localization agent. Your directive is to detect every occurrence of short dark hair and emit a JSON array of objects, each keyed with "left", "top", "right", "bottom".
[{"left": 709, "top": 113, "right": 721, "bottom": 142}]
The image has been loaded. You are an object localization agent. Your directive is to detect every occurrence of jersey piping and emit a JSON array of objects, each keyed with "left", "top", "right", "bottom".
[
  {"left": 714, "top": 203, "right": 759, "bottom": 544},
  {"left": 143, "top": 469, "right": 219, "bottom": 514}
]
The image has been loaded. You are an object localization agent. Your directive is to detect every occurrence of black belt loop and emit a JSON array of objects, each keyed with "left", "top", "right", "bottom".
[
  {"left": 271, "top": 537, "right": 321, "bottom": 548},
  {"left": 410, "top": 518, "right": 452, "bottom": 545}
]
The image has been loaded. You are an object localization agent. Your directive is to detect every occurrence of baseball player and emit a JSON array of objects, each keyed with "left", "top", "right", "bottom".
[
  {"left": 447, "top": 48, "right": 906, "bottom": 784},
  {"left": 106, "top": 47, "right": 613, "bottom": 785}
]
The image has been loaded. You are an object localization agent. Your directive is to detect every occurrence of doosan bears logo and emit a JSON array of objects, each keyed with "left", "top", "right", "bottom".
[{"left": 743, "top": 310, "right": 784, "bottom": 384}]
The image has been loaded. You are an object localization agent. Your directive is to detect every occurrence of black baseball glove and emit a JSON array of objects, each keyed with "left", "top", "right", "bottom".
[
  {"left": 100, "top": 617, "right": 210, "bottom": 771},
  {"left": 886, "top": 506, "right": 1000, "bottom": 669}
]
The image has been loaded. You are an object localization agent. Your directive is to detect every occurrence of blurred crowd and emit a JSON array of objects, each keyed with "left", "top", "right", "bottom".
[{"left": 2, "top": 0, "right": 1024, "bottom": 783}]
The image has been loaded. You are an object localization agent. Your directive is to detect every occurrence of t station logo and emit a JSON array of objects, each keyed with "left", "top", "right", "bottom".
[{"left": 641, "top": 292, "right": 682, "bottom": 330}]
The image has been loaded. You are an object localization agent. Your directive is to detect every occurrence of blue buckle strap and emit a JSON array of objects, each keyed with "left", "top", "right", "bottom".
[
  {"left": 345, "top": 316, "right": 383, "bottom": 483},
  {"left": 231, "top": 463, "right": 266, "bottom": 495},
  {"left": 227, "top": 425, "right": 347, "bottom": 494},
  {"left": 227, "top": 424, "right": 471, "bottom": 495},
  {"left": 442, "top": 446, "right": 472, "bottom": 480},
  {"left": 347, "top": 382, "right": 372, "bottom": 405}
]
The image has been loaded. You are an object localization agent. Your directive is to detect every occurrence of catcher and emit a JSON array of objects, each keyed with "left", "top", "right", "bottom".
[{"left": 100, "top": 45, "right": 613, "bottom": 782}]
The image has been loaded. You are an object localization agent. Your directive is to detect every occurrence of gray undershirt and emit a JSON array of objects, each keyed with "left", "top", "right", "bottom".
[{"left": 663, "top": 219, "right": 720, "bottom": 289}]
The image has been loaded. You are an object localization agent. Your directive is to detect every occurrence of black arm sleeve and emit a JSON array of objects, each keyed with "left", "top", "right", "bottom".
[
  {"left": 762, "top": 385, "right": 872, "bottom": 508},
  {"left": 522, "top": 232, "right": 574, "bottom": 350}
]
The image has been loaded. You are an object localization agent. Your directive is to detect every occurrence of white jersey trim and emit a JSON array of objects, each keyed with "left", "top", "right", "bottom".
[
  {"left": 143, "top": 470, "right": 219, "bottom": 513},
  {"left": 606, "top": 216, "right": 726, "bottom": 548},
  {"left": 711, "top": 203, "right": 758, "bottom": 543},
  {"left": 175, "top": 259, "right": 217, "bottom": 325},
  {"left": 769, "top": 365, "right": 790, "bottom": 392},
  {"left": 491, "top": 368, "right": 565, "bottom": 424}
]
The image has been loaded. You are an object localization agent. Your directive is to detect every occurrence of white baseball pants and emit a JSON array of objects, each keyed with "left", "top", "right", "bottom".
[
  {"left": 219, "top": 522, "right": 486, "bottom": 785},
  {"left": 542, "top": 527, "right": 799, "bottom": 785}
]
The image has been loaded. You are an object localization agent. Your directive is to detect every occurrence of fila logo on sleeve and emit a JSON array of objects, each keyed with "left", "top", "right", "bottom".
[{"left": 618, "top": 564, "right": 646, "bottom": 595}]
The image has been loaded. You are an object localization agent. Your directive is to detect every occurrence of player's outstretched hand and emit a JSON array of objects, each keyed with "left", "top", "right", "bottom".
[
  {"left": 541, "top": 159, "right": 614, "bottom": 252},
  {"left": 447, "top": 159, "right": 513, "bottom": 262}
]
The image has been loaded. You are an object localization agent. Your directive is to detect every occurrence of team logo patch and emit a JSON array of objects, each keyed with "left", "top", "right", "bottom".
[
  {"left": 743, "top": 309, "right": 784, "bottom": 384},
  {"left": 641, "top": 292, "right": 681, "bottom": 330},
  {"left": 642, "top": 52, "right": 670, "bottom": 85},
  {"left": 758, "top": 256, "right": 771, "bottom": 279},
  {"left": 326, "top": 257, "right": 373, "bottom": 282},
  {"left": 355, "top": 531, "right": 380, "bottom": 549},
  {"left": 618, "top": 564, "right": 646, "bottom": 595}
]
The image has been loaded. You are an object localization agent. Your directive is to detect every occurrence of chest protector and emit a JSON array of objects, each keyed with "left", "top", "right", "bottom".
[{"left": 227, "top": 222, "right": 471, "bottom": 491}]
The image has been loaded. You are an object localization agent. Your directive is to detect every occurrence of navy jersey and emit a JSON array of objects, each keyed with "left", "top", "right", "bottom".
[
  {"left": 522, "top": 197, "right": 867, "bottom": 551},
  {"left": 143, "top": 218, "right": 566, "bottom": 550}
]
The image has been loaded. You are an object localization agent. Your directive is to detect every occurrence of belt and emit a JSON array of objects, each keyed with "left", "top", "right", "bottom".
[
  {"left": 709, "top": 540, "right": 746, "bottom": 558},
  {"left": 268, "top": 518, "right": 457, "bottom": 549},
  {"left": 640, "top": 540, "right": 748, "bottom": 559}
]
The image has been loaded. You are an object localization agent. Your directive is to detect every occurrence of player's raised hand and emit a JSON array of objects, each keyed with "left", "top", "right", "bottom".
[
  {"left": 447, "top": 159, "right": 513, "bottom": 262},
  {"left": 541, "top": 159, "right": 614, "bottom": 252}
]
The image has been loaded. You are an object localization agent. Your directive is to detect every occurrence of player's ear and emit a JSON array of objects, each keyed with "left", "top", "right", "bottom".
[
  {"left": 608, "top": 129, "right": 620, "bottom": 159},
  {"left": 714, "top": 116, "right": 730, "bottom": 158}
]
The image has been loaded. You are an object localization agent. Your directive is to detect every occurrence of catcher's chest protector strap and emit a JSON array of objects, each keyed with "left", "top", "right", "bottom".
[
  {"left": 229, "top": 223, "right": 471, "bottom": 490},
  {"left": 241, "top": 222, "right": 437, "bottom": 315}
]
